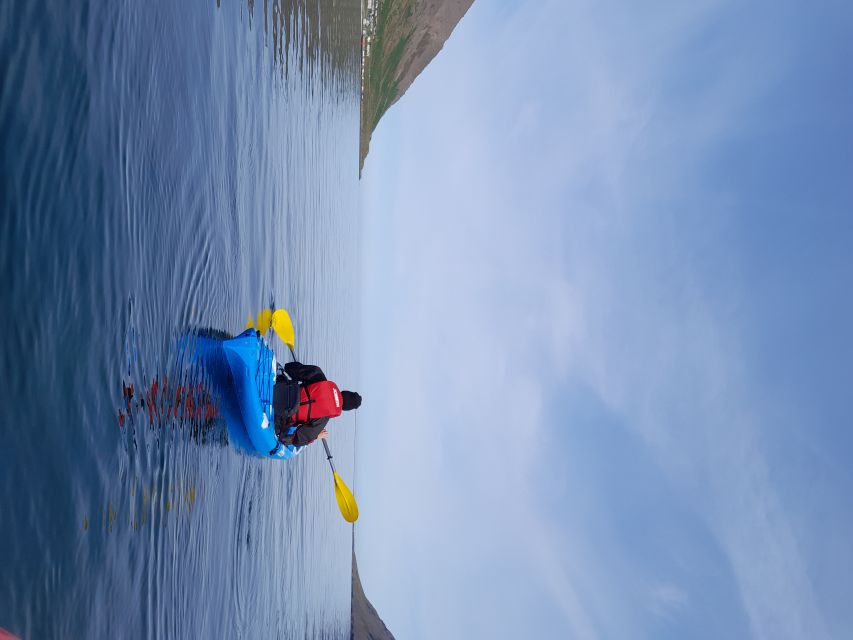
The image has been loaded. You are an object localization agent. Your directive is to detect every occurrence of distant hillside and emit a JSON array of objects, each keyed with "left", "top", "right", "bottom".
[
  {"left": 351, "top": 551, "right": 396, "bottom": 640},
  {"left": 359, "top": 0, "right": 475, "bottom": 172}
]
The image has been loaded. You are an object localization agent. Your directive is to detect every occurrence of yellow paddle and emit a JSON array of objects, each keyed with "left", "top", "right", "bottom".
[
  {"left": 256, "top": 309, "right": 273, "bottom": 335},
  {"left": 322, "top": 439, "right": 359, "bottom": 522},
  {"left": 269, "top": 308, "right": 358, "bottom": 522},
  {"left": 271, "top": 309, "right": 295, "bottom": 351},
  {"left": 250, "top": 309, "right": 294, "bottom": 354}
]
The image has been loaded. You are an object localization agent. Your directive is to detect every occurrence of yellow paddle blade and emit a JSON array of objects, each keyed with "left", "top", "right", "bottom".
[
  {"left": 245, "top": 314, "right": 255, "bottom": 329},
  {"left": 271, "top": 309, "right": 295, "bottom": 349},
  {"left": 333, "top": 472, "right": 359, "bottom": 523},
  {"left": 256, "top": 309, "right": 273, "bottom": 334}
]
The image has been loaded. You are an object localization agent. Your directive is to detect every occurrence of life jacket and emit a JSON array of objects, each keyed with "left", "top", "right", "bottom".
[{"left": 295, "top": 380, "right": 343, "bottom": 423}]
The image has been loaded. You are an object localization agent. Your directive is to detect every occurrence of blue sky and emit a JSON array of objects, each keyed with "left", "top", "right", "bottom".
[{"left": 357, "top": 1, "right": 853, "bottom": 638}]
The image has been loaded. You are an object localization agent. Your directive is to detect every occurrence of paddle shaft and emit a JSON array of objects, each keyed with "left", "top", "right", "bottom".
[{"left": 322, "top": 438, "right": 337, "bottom": 475}]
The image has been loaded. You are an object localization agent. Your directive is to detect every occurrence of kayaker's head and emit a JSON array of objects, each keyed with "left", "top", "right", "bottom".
[{"left": 341, "top": 390, "right": 362, "bottom": 411}]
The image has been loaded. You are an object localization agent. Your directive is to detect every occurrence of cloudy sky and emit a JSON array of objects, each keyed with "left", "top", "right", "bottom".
[{"left": 356, "top": 1, "right": 853, "bottom": 638}]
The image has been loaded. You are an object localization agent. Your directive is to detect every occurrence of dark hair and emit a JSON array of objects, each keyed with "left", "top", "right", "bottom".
[{"left": 341, "top": 390, "right": 362, "bottom": 411}]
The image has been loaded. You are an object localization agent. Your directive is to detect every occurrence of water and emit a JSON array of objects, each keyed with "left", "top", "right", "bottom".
[{"left": 0, "top": 0, "right": 361, "bottom": 637}]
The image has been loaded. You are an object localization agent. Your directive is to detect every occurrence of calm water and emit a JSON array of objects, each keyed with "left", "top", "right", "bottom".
[{"left": 0, "top": 1, "right": 361, "bottom": 637}]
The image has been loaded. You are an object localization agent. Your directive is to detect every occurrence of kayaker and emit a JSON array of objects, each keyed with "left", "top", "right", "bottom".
[{"left": 273, "top": 361, "right": 361, "bottom": 448}]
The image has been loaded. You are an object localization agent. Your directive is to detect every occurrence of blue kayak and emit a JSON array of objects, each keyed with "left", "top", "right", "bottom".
[{"left": 191, "top": 329, "right": 302, "bottom": 460}]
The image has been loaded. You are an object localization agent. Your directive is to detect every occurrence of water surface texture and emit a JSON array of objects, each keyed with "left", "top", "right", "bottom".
[{"left": 1, "top": 1, "right": 361, "bottom": 637}]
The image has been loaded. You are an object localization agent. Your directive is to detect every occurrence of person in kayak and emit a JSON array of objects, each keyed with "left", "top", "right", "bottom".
[{"left": 273, "top": 360, "right": 361, "bottom": 448}]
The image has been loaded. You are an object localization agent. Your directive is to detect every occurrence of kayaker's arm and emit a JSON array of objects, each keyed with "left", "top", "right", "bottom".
[
  {"left": 291, "top": 416, "right": 331, "bottom": 446},
  {"left": 283, "top": 361, "right": 327, "bottom": 384}
]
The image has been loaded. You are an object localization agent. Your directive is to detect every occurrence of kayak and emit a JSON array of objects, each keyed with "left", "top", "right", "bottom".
[{"left": 191, "top": 328, "right": 302, "bottom": 460}]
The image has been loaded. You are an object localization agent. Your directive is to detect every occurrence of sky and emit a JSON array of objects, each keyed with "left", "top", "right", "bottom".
[{"left": 356, "top": 1, "right": 853, "bottom": 638}]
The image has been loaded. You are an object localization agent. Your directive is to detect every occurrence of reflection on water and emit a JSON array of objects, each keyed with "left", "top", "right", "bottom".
[
  {"left": 227, "top": 0, "right": 362, "bottom": 77},
  {"left": 83, "top": 477, "right": 199, "bottom": 533},
  {"left": 117, "top": 377, "right": 220, "bottom": 433}
]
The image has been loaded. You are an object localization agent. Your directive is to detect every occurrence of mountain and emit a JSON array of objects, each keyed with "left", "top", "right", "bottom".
[
  {"left": 359, "top": 0, "right": 476, "bottom": 172},
  {"left": 351, "top": 551, "right": 396, "bottom": 640}
]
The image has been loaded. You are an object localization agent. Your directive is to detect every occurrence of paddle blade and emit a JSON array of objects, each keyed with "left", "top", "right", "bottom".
[
  {"left": 256, "top": 309, "right": 273, "bottom": 335},
  {"left": 245, "top": 314, "right": 255, "bottom": 329},
  {"left": 271, "top": 309, "right": 295, "bottom": 349},
  {"left": 333, "top": 472, "right": 359, "bottom": 522}
]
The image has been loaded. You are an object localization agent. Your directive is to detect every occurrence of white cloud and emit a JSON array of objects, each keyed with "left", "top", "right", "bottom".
[{"left": 648, "top": 583, "right": 688, "bottom": 620}]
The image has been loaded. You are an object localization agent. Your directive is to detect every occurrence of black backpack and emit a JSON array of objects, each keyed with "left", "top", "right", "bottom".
[{"left": 273, "top": 374, "right": 300, "bottom": 442}]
